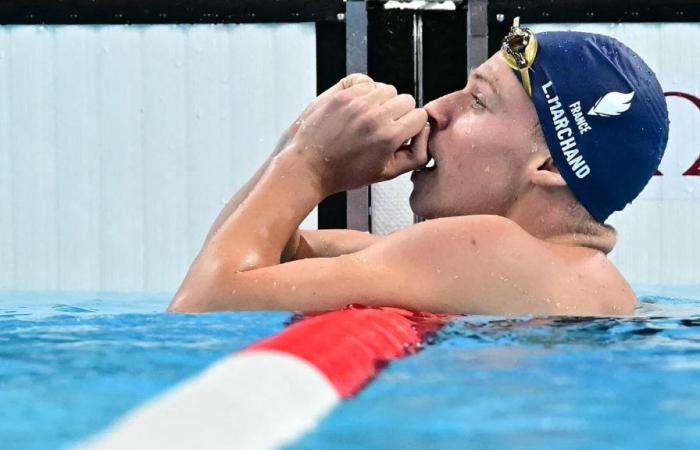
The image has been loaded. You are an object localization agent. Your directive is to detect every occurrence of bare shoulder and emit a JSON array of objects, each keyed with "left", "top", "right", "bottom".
[{"left": 371, "top": 214, "right": 636, "bottom": 316}]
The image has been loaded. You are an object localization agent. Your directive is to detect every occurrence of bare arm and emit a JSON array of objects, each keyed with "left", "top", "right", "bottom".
[
  {"left": 203, "top": 123, "right": 296, "bottom": 250},
  {"left": 168, "top": 214, "right": 543, "bottom": 314},
  {"left": 204, "top": 155, "right": 275, "bottom": 245},
  {"left": 202, "top": 153, "right": 382, "bottom": 263},
  {"left": 203, "top": 74, "right": 374, "bottom": 256},
  {"left": 170, "top": 212, "right": 624, "bottom": 316},
  {"left": 169, "top": 73, "right": 431, "bottom": 313}
]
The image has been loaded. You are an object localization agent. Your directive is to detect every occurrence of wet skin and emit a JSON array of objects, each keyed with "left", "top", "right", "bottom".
[{"left": 168, "top": 53, "right": 636, "bottom": 317}]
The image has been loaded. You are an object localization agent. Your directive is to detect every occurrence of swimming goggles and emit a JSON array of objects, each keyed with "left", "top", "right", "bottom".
[{"left": 500, "top": 16, "right": 538, "bottom": 98}]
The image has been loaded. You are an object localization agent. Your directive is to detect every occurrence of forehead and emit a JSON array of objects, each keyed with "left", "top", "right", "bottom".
[
  {"left": 473, "top": 53, "right": 534, "bottom": 110},
  {"left": 475, "top": 53, "right": 521, "bottom": 94}
]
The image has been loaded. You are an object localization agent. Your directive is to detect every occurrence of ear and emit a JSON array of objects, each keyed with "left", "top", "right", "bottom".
[{"left": 531, "top": 155, "right": 567, "bottom": 188}]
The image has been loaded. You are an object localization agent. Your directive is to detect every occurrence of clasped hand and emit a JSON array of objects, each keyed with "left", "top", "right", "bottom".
[{"left": 277, "top": 73, "right": 431, "bottom": 195}]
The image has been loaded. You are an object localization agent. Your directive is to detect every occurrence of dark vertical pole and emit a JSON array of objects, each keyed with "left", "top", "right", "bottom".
[
  {"left": 422, "top": 9, "right": 467, "bottom": 102},
  {"left": 316, "top": 20, "right": 348, "bottom": 229},
  {"left": 345, "top": 0, "right": 371, "bottom": 232},
  {"left": 413, "top": 12, "right": 424, "bottom": 108},
  {"left": 412, "top": 11, "right": 425, "bottom": 224},
  {"left": 466, "top": 0, "right": 488, "bottom": 72}
]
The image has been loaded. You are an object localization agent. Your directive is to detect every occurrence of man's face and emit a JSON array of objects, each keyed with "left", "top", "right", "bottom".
[{"left": 410, "top": 52, "right": 544, "bottom": 219}]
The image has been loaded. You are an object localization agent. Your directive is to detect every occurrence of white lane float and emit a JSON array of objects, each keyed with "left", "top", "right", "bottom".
[{"left": 78, "top": 306, "right": 446, "bottom": 450}]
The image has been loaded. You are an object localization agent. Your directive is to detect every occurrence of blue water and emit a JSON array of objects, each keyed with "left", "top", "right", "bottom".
[{"left": 2, "top": 289, "right": 700, "bottom": 450}]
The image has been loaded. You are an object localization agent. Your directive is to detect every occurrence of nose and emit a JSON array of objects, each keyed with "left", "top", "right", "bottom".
[{"left": 424, "top": 90, "right": 465, "bottom": 131}]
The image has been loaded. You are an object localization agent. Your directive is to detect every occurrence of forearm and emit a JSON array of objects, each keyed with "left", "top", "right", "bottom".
[
  {"left": 203, "top": 125, "right": 296, "bottom": 244},
  {"left": 170, "top": 148, "right": 325, "bottom": 311},
  {"left": 219, "top": 152, "right": 321, "bottom": 263},
  {"left": 204, "top": 156, "right": 273, "bottom": 244},
  {"left": 287, "top": 229, "right": 383, "bottom": 261},
  {"left": 203, "top": 133, "right": 305, "bottom": 259}
]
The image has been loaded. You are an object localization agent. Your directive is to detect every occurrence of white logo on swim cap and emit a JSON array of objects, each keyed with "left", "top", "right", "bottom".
[{"left": 587, "top": 91, "right": 635, "bottom": 117}]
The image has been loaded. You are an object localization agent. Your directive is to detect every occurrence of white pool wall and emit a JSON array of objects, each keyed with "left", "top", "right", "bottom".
[{"left": 0, "top": 23, "right": 318, "bottom": 292}]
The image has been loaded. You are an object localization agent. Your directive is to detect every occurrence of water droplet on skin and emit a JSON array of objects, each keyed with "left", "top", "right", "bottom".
[
  {"left": 556, "top": 302, "right": 561, "bottom": 308},
  {"left": 545, "top": 297, "right": 551, "bottom": 304},
  {"left": 291, "top": 285, "right": 297, "bottom": 292},
  {"left": 272, "top": 281, "right": 277, "bottom": 287},
  {"left": 231, "top": 289, "right": 237, "bottom": 295}
]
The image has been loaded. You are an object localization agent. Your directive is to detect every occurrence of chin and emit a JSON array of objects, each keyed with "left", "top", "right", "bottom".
[{"left": 409, "top": 191, "right": 437, "bottom": 220}]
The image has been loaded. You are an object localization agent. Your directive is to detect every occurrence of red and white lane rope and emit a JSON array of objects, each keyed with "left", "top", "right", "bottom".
[{"left": 79, "top": 307, "right": 446, "bottom": 450}]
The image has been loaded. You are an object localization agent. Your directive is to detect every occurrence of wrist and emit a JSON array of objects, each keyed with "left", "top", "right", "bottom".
[{"left": 272, "top": 145, "right": 331, "bottom": 201}]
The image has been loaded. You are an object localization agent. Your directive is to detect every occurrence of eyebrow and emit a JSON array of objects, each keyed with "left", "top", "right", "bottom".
[{"left": 468, "top": 69, "right": 501, "bottom": 101}]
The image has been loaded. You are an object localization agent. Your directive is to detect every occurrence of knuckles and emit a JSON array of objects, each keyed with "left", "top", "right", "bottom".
[
  {"left": 398, "top": 93, "right": 416, "bottom": 109},
  {"left": 332, "top": 90, "right": 355, "bottom": 105},
  {"left": 377, "top": 82, "right": 398, "bottom": 98},
  {"left": 343, "top": 73, "right": 374, "bottom": 87},
  {"left": 348, "top": 98, "right": 371, "bottom": 116}
]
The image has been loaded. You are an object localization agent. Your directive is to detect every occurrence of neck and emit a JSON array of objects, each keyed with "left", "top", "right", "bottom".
[{"left": 506, "top": 188, "right": 617, "bottom": 254}]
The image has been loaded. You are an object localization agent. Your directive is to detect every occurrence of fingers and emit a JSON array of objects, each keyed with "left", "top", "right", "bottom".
[
  {"left": 395, "top": 108, "right": 429, "bottom": 145},
  {"left": 297, "top": 73, "right": 374, "bottom": 124},
  {"left": 343, "top": 81, "right": 377, "bottom": 97},
  {"left": 321, "top": 73, "right": 374, "bottom": 99},
  {"left": 382, "top": 94, "right": 416, "bottom": 121},
  {"left": 341, "top": 73, "right": 374, "bottom": 89},
  {"left": 391, "top": 121, "right": 431, "bottom": 175},
  {"left": 360, "top": 82, "right": 398, "bottom": 106}
]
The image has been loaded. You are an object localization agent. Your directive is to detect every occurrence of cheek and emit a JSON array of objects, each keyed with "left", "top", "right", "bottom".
[{"left": 444, "top": 114, "right": 529, "bottom": 177}]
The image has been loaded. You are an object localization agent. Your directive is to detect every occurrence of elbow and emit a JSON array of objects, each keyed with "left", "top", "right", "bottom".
[
  {"left": 167, "top": 289, "right": 204, "bottom": 313},
  {"left": 166, "top": 264, "right": 222, "bottom": 314},
  {"left": 167, "top": 254, "right": 251, "bottom": 313}
]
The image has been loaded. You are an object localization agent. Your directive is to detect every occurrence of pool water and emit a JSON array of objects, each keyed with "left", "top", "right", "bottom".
[{"left": 2, "top": 288, "right": 700, "bottom": 450}]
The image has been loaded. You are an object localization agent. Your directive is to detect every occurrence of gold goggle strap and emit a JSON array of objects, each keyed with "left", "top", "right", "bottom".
[
  {"left": 519, "top": 68, "right": 532, "bottom": 98},
  {"left": 500, "top": 17, "right": 538, "bottom": 98}
]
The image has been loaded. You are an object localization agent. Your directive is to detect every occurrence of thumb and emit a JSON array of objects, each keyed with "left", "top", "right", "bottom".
[{"left": 388, "top": 121, "right": 431, "bottom": 177}]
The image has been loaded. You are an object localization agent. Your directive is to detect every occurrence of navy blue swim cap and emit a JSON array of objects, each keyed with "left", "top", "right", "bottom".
[{"left": 506, "top": 30, "right": 670, "bottom": 222}]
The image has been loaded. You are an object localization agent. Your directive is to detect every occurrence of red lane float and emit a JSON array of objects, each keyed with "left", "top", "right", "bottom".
[
  {"left": 80, "top": 307, "right": 447, "bottom": 450},
  {"left": 249, "top": 306, "right": 446, "bottom": 398}
]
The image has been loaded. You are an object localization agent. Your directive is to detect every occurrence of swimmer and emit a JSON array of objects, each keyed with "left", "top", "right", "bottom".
[{"left": 168, "top": 20, "right": 669, "bottom": 316}]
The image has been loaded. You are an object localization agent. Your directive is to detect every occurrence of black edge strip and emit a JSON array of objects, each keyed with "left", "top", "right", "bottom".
[
  {"left": 0, "top": 0, "right": 345, "bottom": 25},
  {"left": 489, "top": 0, "right": 700, "bottom": 54},
  {"left": 489, "top": 0, "right": 700, "bottom": 24}
]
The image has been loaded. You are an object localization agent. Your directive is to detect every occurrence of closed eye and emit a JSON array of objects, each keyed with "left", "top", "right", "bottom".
[{"left": 471, "top": 94, "right": 486, "bottom": 110}]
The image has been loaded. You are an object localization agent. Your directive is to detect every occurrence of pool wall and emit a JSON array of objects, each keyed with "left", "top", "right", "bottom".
[{"left": 0, "top": 23, "right": 318, "bottom": 293}]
